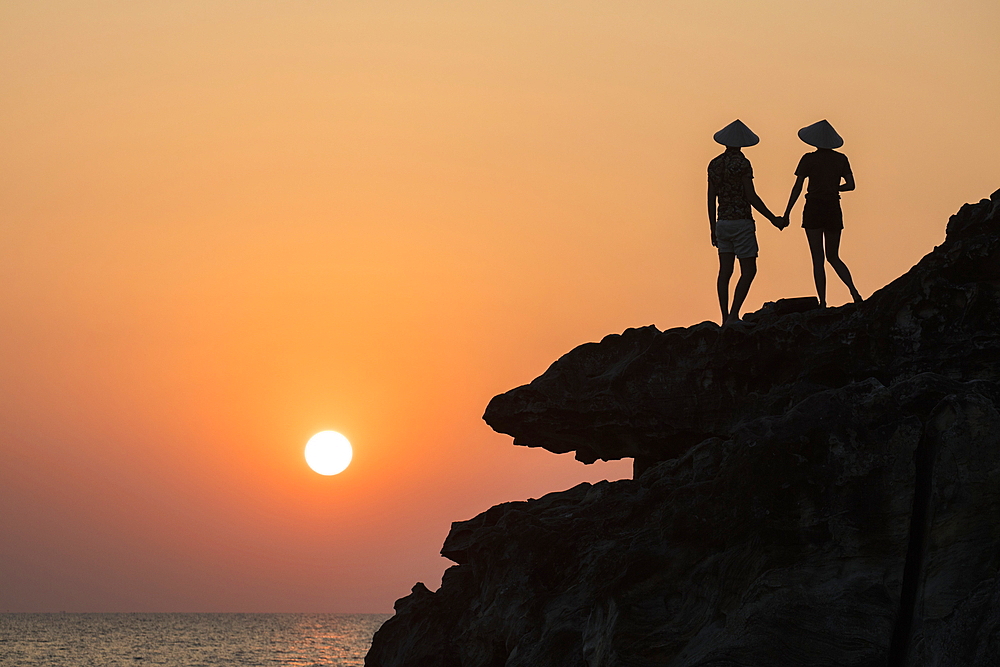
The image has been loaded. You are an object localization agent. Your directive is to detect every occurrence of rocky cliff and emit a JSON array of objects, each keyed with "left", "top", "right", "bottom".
[{"left": 366, "top": 189, "right": 1000, "bottom": 667}]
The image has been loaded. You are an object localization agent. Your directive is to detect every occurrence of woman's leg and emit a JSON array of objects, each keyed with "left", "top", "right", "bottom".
[
  {"left": 806, "top": 228, "right": 827, "bottom": 307},
  {"left": 717, "top": 252, "right": 735, "bottom": 324},
  {"left": 824, "top": 229, "right": 863, "bottom": 302}
]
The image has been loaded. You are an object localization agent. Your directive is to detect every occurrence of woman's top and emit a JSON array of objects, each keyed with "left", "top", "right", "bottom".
[{"left": 796, "top": 149, "right": 852, "bottom": 201}]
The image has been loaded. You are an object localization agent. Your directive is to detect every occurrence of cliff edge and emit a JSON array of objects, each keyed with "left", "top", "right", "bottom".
[{"left": 367, "top": 189, "right": 1000, "bottom": 667}]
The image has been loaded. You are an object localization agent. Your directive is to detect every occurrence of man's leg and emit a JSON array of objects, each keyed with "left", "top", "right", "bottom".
[
  {"left": 806, "top": 228, "right": 827, "bottom": 307},
  {"left": 728, "top": 256, "right": 757, "bottom": 323},
  {"left": 824, "top": 229, "right": 863, "bottom": 303},
  {"left": 717, "top": 252, "right": 735, "bottom": 324}
]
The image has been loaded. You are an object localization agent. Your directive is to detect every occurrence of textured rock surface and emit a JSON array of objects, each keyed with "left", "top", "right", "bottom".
[
  {"left": 484, "top": 190, "right": 1000, "bottom": 470},
  {"left": 366, "top": 190, "right": 1000, "bottom": 667}
]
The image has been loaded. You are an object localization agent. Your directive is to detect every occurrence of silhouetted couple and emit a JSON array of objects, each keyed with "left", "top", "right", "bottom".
[{"left": 708, "top": 119, "right": 862, "bottom": 325}]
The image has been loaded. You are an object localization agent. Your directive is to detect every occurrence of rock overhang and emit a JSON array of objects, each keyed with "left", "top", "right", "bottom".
[{"left": 483, "top": 188, "right": 1000, "bottom": 469}]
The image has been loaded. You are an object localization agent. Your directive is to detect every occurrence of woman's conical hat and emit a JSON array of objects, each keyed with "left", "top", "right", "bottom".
[
  {"left": 798, "top": 120, "right": 844, "bottom": 149},
  {"left": 713, "top": 119, "right": 759, "bottom": 147}
]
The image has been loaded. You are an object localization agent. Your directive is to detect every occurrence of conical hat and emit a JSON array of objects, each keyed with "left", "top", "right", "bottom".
[
  {"left": 798, "top": 120, "right": 843, "bottom": 149},
  {"left": 713, "top": 119, "right": 760, "bottom": 147}
]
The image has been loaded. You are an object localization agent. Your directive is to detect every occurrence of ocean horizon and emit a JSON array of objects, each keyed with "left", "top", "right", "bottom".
[{"left": 0, "top": 613, "right": 391, "bottom": 666}]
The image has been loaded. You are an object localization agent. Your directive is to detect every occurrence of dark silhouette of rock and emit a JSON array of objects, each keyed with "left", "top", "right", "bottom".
[
  {"left": 484, "top": 190, "right": 1000, "bottom": 475},
  {"left": 366, "top": 189, "right": 1000, "bottom": 666}
]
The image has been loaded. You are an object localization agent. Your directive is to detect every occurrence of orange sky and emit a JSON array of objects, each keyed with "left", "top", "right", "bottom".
[{"left": 1, "top": 1, "right": 998, "bottom": 612}]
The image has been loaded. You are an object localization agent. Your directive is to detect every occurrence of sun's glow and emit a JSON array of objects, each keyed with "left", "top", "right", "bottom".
[{"left": 304, "top": 431, "right": 353, "bottom": 476}]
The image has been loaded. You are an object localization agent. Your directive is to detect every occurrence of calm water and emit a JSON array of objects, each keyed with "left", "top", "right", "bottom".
[{"left": 0, "top": 613, "right": 390, "bottom": 667}]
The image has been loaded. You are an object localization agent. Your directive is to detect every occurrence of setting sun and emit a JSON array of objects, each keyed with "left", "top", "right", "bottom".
[{"left": 305, "top": 431, "right": 353, "bottom": 476}]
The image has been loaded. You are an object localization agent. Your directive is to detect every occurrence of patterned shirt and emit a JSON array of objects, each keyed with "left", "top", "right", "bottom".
[{"left": 708, "top": 148, "right": 753, "bottom": 220}]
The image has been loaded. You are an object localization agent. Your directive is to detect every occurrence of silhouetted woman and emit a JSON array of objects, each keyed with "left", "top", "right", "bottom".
[{"left": 782, "top": 120, "right": 862, "bottom": 307}]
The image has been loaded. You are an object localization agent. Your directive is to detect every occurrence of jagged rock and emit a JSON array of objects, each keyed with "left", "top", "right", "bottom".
[
  {"left": 366, "top": 190, "right": 1000, "bottom": 666},
  {"left": 483, "top": 189, "right": 1000, "bottom": 470}
]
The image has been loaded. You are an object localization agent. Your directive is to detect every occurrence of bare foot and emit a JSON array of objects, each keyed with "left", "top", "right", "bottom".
[{"left": 852, "top": 291, "right": 864, "bottom": 303}]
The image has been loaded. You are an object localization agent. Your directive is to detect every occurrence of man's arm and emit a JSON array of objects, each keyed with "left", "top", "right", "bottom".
[
  {"left": 741, "top": 174, "right": 780, "bottom": 227},
  {"left": 784, "top": 174, "right": 806, "bottom": 217},
  {"left": 708, "top": 181, "right": 718, "bottom": 246}
]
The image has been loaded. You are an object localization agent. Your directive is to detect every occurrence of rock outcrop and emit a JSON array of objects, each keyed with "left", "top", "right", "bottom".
[
  {"left": 484, "top": 191, "right": 1000, "bottom": 474},
  {"left": 366, "top": 189, "right": 1000, "bottom": 667}
]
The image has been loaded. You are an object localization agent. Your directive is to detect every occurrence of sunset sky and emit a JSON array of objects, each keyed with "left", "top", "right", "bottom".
[{"left": 2, "top": 1, "right": 998, "bottom": 613}]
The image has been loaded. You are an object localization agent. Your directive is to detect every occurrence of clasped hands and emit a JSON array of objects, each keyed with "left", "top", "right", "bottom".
[{"left": 771, "top": 214, "right": 791, "bottom": 230}]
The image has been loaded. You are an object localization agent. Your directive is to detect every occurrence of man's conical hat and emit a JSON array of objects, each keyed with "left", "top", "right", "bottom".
[
  {"left": 798, "top": 120, "right": 844, "bottom": 149},
  {"left": 713, "top": 119, "right": 760, "bottom": 148}
]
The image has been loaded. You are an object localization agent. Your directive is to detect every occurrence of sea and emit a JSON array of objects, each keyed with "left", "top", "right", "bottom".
[{"left": 0, "top": 613, "right": 390, "bottom": 667}]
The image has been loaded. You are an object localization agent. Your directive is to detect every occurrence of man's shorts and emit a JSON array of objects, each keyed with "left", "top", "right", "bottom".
[{"left": 716, "top": 219, "right": 758, "bottom": 258}]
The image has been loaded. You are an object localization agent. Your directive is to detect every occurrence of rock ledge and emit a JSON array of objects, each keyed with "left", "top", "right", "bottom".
[{"left": 367, "top": 189, "right": 1000, "bottom": 667}]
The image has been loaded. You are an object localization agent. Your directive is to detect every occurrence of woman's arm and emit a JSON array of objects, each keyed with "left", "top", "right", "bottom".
[
  {"left": 840, "top": 172, "right": 855, "bottom": 192},
  {"left": 784, "top": 174, "right": 806, "bottom": 217}
]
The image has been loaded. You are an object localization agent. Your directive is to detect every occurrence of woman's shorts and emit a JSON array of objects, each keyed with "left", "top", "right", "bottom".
[
  {"left": 802, "top": 198, "right": 844, "bottom": 230},
  {"left": 715, "top": 219, "right": 758, "bottom": 258}
]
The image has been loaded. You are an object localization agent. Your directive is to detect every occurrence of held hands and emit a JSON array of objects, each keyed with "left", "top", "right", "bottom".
[{"left": 771, "top": 214, "right": 790, "bottom": 230}]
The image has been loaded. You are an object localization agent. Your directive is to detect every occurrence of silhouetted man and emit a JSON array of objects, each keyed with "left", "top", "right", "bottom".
[{"left": 708, "top": 120, "right": 785, "bottom": 324}]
